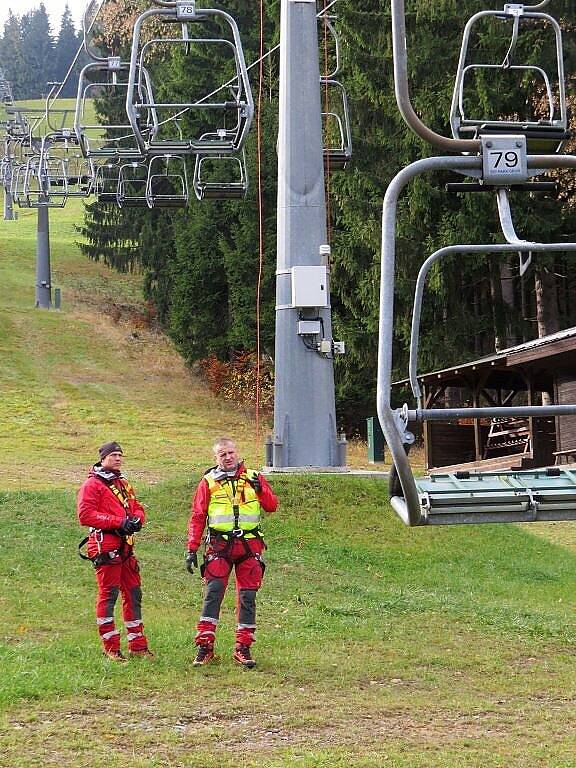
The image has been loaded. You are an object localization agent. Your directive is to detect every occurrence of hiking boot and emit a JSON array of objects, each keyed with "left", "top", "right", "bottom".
[
  {"left": 103, "top": 649, "right": 127, "bottom": 663},
  {"left": 129, "top": 648, "right": 155, "bottom": 660},
  {"left": 193, "top": 645, "right": 215, "bottom": 666},
  {"left": 233, "top": 645, "right": 256, "bottom": 668}
]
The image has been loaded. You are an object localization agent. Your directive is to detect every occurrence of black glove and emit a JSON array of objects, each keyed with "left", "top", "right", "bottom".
[
  {"left": 249, "top": 472, "right": 262, "bottom": 494},
  {"left": 120, "top": 516, "right": 142, "bottom": 535},
  {"left": 185, "top": 551, "right": 198, "bottom": 574}
]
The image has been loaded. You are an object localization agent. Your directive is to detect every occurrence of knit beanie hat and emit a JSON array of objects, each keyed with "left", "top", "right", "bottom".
[{"left": 98, "top": 441, "right": 123, "bottom": 460}]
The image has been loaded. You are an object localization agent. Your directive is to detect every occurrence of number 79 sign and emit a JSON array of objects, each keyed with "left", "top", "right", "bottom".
[{"left": 481, "top": 135, "right": 528, "bottom": 185}]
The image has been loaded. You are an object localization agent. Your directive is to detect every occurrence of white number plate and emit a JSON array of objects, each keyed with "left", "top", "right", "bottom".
[
  {"left": 177, "top": 2, "right": 196, "bottom": 19},
  {"left": 481, "top": 135, "right": 528, "bottom": 185}
]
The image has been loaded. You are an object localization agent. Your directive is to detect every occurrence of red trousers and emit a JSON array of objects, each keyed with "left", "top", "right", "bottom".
[
  {"left": 196, "top": 537, "right": 265, "bottom": 648},
  {"left": 94, "top": 554, "right": 148, "bottom": 653}
]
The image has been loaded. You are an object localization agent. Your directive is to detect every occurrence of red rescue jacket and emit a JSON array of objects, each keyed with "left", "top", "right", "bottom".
[{"left": 77, "top": 465, "right": 145, "bottom": 558}]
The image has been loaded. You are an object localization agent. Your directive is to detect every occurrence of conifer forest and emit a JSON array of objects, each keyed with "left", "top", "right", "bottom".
[{"left": 6, "top": 0, "right": 576, "bottom": 430}]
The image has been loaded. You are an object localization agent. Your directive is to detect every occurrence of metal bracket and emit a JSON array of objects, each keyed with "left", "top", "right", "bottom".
[
  {"left": 525, "top": 487, "right": 539, "bottom": 521},
  {"left": 503, "top": 4, "right": 526, "bottom": 17},
  {"left": 518, "top": 250, "right": 532, "bottom": 276},
  {"left": 393, "top": 405, "right": 416, "bottom": 446}
]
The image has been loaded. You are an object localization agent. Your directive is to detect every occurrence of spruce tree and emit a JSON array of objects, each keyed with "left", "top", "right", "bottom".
[{"left": 53, "top": 5, "right": 81, "bottom": 98}]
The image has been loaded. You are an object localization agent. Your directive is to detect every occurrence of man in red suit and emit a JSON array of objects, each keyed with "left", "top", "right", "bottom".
[
  {"left": 77, "top": 441, "right": 153, "bottom": 661},
  {"left": 186, "top": 437, "right": 278, "bottom": 668}
]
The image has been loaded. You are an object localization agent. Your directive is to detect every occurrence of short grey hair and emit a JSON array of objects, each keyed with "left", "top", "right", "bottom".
[{"left": 213, "top": 437, "right": 236, "bottom": 454}]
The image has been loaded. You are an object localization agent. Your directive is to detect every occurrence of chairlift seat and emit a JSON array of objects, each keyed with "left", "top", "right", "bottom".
[
  {"left": 323, "top": 148, "right": 351, "bottom": 171},
  {"left": 149, "top": 196, "right": 188, "bottom": 208},
  {"left": 196, "top": 182, "right": 246, "bottom": 201},
  {"left": 96, "top": 192, "right": 118, "bottom": 204},
  {"left": 410, "top": 467, "right": 576, "bottom": 525},
  {"left": 464, "top": 123, "right": 571, "bottom": 155},
  {"left": 119, "top": 198, "right": 150, "bottom": 208}
]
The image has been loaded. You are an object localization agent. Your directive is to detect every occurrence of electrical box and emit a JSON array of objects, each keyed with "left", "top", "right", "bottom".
[
  {"left": 298, "top": 320, "right": 321, "bottom": 336},
  {"left": 291, "top": 266, "right": 329, "bottom": 308}
]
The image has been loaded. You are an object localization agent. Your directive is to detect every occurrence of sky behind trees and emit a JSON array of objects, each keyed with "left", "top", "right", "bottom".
[{"left": 0, "top": 1, "right": 84, "bottom": 33}]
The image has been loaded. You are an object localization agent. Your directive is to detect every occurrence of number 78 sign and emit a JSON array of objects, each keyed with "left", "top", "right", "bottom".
[{"left": 481, "top": 135, "right": 528, "bottom": 185}]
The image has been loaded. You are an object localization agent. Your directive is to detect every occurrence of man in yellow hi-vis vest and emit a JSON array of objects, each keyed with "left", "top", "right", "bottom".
[{"left": 186, "top": 437, "right": 278, "bottom": 667}]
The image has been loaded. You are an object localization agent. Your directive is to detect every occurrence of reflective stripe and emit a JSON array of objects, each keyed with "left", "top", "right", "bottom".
[
  {"left": 209, "top": 513, "right": 260, "bottom": 524},
  {"left": 237, "top": 623, "right": 256, "bottom": 629},
  {"left": 101, "top": 629, "right": 120, "bottom": 640},
  {"left": 97, "top": 616, "right": 115, "bottom": 625},
  {"left": 124, "top": 620, "right": 142, "bottom": 628},
  {"left": 199, "top": 616, "right": 218, "bottom": 625},
  {"left": 209, "top": 514, "right": 235, "bottom": 524},
  {"left": 127, "top": 631, "right": 143, "bottom": 641}
]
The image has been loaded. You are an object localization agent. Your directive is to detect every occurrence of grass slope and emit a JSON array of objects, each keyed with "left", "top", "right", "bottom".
[
  {"left": 1, "top": 478, "right": 576, "bottom": 767},
  {"left": 1, "top": 193, "right": 576, "bottom": 767},
  {"left": 0, "top": 196, "right": 265, "bottom": 487}
]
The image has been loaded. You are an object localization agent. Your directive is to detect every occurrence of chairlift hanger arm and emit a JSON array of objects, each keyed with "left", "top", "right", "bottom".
[
  {"left": 391, "top": 0, "right": 479, "bottom": 153},
  {"left": 82, "top": 0, "right": 115, "bottom": 64}
]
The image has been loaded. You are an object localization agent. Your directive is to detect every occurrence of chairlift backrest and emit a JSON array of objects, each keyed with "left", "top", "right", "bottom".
[
  {"left": 450, "top": 4, "right": 568, "bottom": 153},
  {"left": 146, "top": 154, "right": 189, "bottom": 208},
  {"left": 320, "top": 79, "right": 352, "bottom": 171},
  {"left": 74, "top": 59, "right": 154, "bottom": 159},
  {"left": 126, "top": 2, "right": 254, "bottom": 156}
]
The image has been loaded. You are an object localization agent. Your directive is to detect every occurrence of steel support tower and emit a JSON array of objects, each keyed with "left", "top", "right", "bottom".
[{"left": 271, "top": 0, "right": 341, "bottom": 468}]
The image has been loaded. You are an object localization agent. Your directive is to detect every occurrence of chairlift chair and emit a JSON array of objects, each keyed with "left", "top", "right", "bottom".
[
  {"left": 74, "top": 59, "right": 155, "bottom": 159},
  {"left": 193, "top": 136, "right": 247, "bottom": 200},
  {"left": 146, "top": 154, "right": 189, "bottom": 208},
  {"left": 321, "top": 80, "right": 353, "bottom": 171},
  {"left": 378, "top": 154, "right": 576, "bottom": 527},
  {"left": 450, "top": 3, "right": 570, "bottom": 153},
  {"left": 10, "top": 163, "right": 27, "bottom": 207},
  {"left": 117, "top": 161, "right": 150, "bottom": 208},
  {"left": 42, "top": 133, "right": 95, "bottom": 198},
  {"left": 125, "top": 2, "right": 254, "bottom": 156},
  {"left": 94, "top": 160, "right": 123, "bottom": 204}
]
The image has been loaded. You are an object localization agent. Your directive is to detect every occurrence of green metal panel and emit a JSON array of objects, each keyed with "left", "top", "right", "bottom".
[{"left": 367, "top": 417, "right": 385, "bottom": 463}]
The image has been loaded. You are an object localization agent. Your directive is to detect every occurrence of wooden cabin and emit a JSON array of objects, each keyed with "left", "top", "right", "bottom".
[{"left": 407, "top": 327, "right": 576, "bottom": 473}]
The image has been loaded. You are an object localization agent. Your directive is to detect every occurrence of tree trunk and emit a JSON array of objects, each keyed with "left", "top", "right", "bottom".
[
  {"left": 535, "top": 264, "right": 559, "bottom": 338},
  {"left": 535, "top": 263, "right": 559, "bottom": 406},
  {"left": 500, "top": 259, "right": 518, "bottom": 349},
  {"left": 489, "top": 259, "right": 506, "bottom": 352}
]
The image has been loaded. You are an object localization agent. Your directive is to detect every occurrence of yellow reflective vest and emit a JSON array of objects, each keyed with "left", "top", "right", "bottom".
[{"left": 206, "top": 469, "right": 262, "bottom": 535}]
